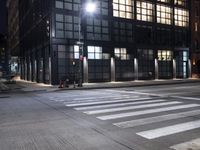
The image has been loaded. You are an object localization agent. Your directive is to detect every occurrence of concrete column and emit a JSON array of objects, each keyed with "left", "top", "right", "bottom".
[
  {"left": 155, "top": 59, "right": 159, "bottom": 79},
  {"left": 188, "top": 59, "right": 192, "bottom": 78},
  {"left": 34, "top": 60, "right": 37, "bottom": 82},
  {"left": 173, "top": 59, "right": 176, "bottom": 79},
  {"left": 111, "top": 57, "right": 115, "bottom": 82},
  {"left": 49, "top": 57, "right": 52, "bottom": 84},
  {"left": 134, "top": 58, "right": 138, "bottom": 80},
  {"left": 29, "top": 58, "right": 32, "bottom": 81},
  {"left": 83, "top": 57, "right": 88, "bottom": 83}
]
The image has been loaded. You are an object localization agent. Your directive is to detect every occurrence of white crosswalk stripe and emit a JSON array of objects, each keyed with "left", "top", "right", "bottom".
[
  {"left": 74, "top": 99, "right": 166, "bottom": 110},
  {"left": 114, "top": 109, "right": 200, "bottom": 128},
  {"left": 97, "top": 104, "right": 200, "bottom": 120},
  {"left": 137, "top": 120, "right": 200, "bottom": 139},
  {"left": 39, "top": 91, "right": 200, "bottom": 149},
  {"left": 66, "top": 97, "right": 152, "bottom": 107},
  {"left": 84, "top": 101, "right": 182, "bottom": 115}
]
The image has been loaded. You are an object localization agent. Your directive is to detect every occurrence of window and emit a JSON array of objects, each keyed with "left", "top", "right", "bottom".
[
  {"left": 158, "top": 50, "right": 172, "bottom": 61},
  {"left": 174, "top": 8, "right": 189, "bottom": 27},
  {"left": 157, "top": 5, "right": 172, "bottom": 25},
  {"left": 113, "top": 21, "right": 133, "bottom": 43},
  {"left": 138, "top": 49, "right": 154, "bottom": 79},
  {"left": 195, "top": 22, "right": 198, "bottom": 32},
  {"left": 136, "top": 1, "right": 153, "bottom": 22},
  {"left": 174, "top": 0, "right": 186, "bottom": 7},
  {"left": 88, "top": 46, "right": 103, "bottom": 59},
  {"left": 86, "top": 18, "right": 109, "bottom": 41},
  {"left": 114, "top": 48, "right": 130, "bottom": 60},
  {"left": 157, "top": 0, "right": 170, "bottom": 3},
  {"left": 55, "top": 0, "right": 80, "bottom": 11},
  {"left": 74, "top": 45, "right": 79, "bottom": 59},
  {"left": 55, "top": 14, "right": 64, "bottom": 38},
  {"left": 96, "top": 0, "right": 109, "bottom": 16},
  {"left": 113, "top": 0, "right": 134, "bottom": 19}
]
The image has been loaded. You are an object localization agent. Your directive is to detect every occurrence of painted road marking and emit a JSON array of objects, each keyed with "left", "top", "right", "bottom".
[
  {"left": 84, "top": 101, "right": 182, "bottom": 115},
  {"left": 137, "top": 120, "right": 200, "bottom": 139},
  {"left": 75, "top": 99, "right": 167, "bottom": 110},
  {"left": 172, "top": 96, "right": 200, "bottom": 101},
  {"left": 97, "top": 104, "right": 200, "bottom": 120},
  {"left": 66, "top": 97, "right": 152, "bottom": 107},
  {"left": 114, "top": 109, "right": 200, "bottom": 128}
]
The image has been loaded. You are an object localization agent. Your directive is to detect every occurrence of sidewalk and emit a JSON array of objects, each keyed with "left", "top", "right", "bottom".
[{"left": 2, "top": 78, "right": 200, "bottom": 93}]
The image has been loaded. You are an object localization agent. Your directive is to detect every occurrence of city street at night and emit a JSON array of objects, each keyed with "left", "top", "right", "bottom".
[{"left": 1, "top": 82, "right": 200, "bottom": 150}]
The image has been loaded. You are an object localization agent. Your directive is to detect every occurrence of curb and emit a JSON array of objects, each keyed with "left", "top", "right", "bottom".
[{"left": 52, "top": 79, "right": 200, "bottom": 92}]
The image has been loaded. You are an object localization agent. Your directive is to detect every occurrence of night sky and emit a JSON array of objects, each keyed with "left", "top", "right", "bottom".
[{"left": 0, "top": 0, "right": 6, "bottom": 34}]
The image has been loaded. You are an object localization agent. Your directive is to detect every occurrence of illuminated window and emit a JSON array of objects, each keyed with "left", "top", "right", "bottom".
[
  {"left": 74, "top": 45, "right": 79, "bottom": 59},
  {"left": 195, "top": 22, "right": 198, "bottom": 32},
  {"left": 157, "top": 5, "right": 172, "bottom": 25},
  {"left": 157, "top": 0, "right": 170, "bottom": 3},
  {"left": 158, "top": 50, "right": 172, "bottom": 61},
  {"left": 87, "top": 46, "right": 103, "bottom": 59},
  {"left": 113, "top": 0, "right": 134, "bottom": 19},
  {"left": 136, "top": 1, "right": 153, "bottom": 22},
  {"left": 174, "top": 0, "right": 186, "bottom": 6},
  {"left": 174, "top": 8, "right": 189, "bottom": 27},
  {"left": 114, "top": 48, "right": 130, "bottom": 60}
]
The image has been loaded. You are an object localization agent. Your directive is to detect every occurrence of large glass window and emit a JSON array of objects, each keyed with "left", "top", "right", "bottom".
[
  {"left": 113, "top": 0, "right": 134, "bottom": 19},
  {"left": 136, "top": 1, "right": 153, "bottom": 22},
  {"left": 158, "top": 50, "right": 172, "bottom": 61},
  {"left": 113, "top": 21, "right": 133, "bottom": 43},
  {"left": 55, "top": 0, "right": 80, "bottom": 11},
  {"left": 114, "top": 48, "right": 130, "bottom": 60},
  {"left": 157, "top": 5, "right": 172, "bottom": 25},
  {"left": 138, "top": 49, "right": 154, "bottom": 79},
  {"left": 158, "top": 50, "right": 173, "bottom": 78},
  {"left": 86, "top": 18, "right": 109, "bottom": 41},
  {"left": 88, "top": 46, "right": 103, "bottom": 60},
  {"left": 96, "top": 0, "right": 109, "bottom": 16},
  {"left": 174, "top": 0, "right": 186, "bottom": 7},
  {"left": 174, "top": 8, "right": 189, "bottom": 27},
  {"left": 157, "top": 0, "right": 170, "bottom": 3}
]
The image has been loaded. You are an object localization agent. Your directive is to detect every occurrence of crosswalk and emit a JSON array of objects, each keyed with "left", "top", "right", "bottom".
[{"left": 39, "top": 91, "right": 200, "bottom": 149}]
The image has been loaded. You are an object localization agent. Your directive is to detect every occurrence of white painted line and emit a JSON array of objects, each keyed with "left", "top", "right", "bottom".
[
  {"left": 137, "top": 120, "right": 200, "bottom": 139},
  {"left": 170, "top": 138, "right": 200, "bottom": 150},
  {"left": 66, "top": 97, "right": 152, "bottom": 107},
  {"left": 75, "top": 99, "right": 166, "bottom": 110},
  {"left": 172, "top": 96, "right": 200, "bottom": 101},
  {"left": 97, "top": 104, "right": 200, "bottom": 120},
  {"left": 84, "top": 101, "right": 182, "bottom": 115},
  {"left": 72, "top": 95, "right": 136, "bottom": 101},
  {"left": 114, "top": 109, "right": 200, "bottom": 128}
]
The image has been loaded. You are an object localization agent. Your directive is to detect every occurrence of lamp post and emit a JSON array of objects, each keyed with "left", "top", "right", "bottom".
[{"left": 77, "top": 2, "right": 96, "bottom": 87}]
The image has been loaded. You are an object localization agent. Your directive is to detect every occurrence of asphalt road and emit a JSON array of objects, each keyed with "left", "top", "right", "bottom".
[{"left": 1, "top": 82, "right": 200, "bottom": 150}]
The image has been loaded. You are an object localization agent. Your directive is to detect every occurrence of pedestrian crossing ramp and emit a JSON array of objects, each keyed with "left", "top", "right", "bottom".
[{"left": 65, "top": 96, "right": 200, "bottom": 143}]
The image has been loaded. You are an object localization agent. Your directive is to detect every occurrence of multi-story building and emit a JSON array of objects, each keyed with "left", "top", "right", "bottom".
[
  {"left": 18, "top": 0, "right": 191, "bottom": 85},
  {"left": 0, "top": 34, "right": 8, "bottom": 76},
  {"left": 7, "top": 0, "right": 20, "bottom": 74},
  {"left": 191, "top": 0, "right": 200, "bottom": 77}
]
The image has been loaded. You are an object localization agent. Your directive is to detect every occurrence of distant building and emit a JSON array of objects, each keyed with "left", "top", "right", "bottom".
[
  {"left": 191, "top": 0, "right": 200, "bottom": 77},
  {"left": 0, "top": 34, "right": 8, "bottom": 76},
  {"left": 9, "top": 0, "right": 191, "bottom": 85},
  {"left": 6, "top": 0, "right": 20, "bottom": 75}
]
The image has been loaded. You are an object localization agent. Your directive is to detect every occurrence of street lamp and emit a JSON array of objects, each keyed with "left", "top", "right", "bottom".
[{"left": 77, "top": 2, "right": 96, "bottom": 87}]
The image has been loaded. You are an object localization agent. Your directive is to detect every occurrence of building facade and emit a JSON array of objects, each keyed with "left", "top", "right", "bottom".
[
  {"left": 0, "top": 34, "right": 9, "bottom": 76},
  {"left": 191, "top": 0, "right": 200, "bottom": 77},
  {"left": 7, "top": 0, "right": 20, "bottom": 74},
  {"left": 18, "top": 0, "right": 191, "bottom": 85}
]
